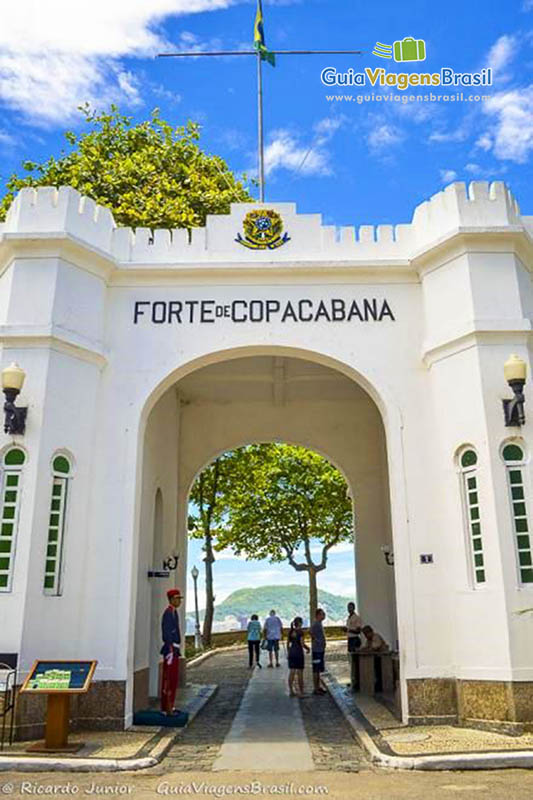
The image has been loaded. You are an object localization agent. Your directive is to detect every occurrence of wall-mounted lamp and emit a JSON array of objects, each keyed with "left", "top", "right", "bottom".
[
  {"left": 503, "top": 355, "right": 527, "bottom": 427},
  {"left": 163, "top": 554, "right": 179, "bottom": 572},
  {"left": 148, "top": 552, "right": 180, "bottom": 578},
  {"left": 381, "top": 544, "right": 394, "bottom": 566},
  {"left": 2, "top": 363, "right": 27, "bottom": 436}
]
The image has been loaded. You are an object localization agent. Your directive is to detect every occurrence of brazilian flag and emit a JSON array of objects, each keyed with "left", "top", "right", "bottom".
[{"left": 254, "top": 0, "right": 275, "bottom": 66}]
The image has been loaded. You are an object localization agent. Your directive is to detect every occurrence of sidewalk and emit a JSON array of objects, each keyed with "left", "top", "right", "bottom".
[
  {"left": 213, "top": 662, "right": 314, "bottom": 772},
  {"left": 324, "top": 661, "right": 533, "bottom": 770},
  {"left": 0, "top": 684, "right": 216, "bottom": 773}
]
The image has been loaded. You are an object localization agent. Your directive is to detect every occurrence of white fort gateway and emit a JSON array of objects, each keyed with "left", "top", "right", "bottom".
[{"left": 1, "top": 181, "right": 533, "bottom": 736}]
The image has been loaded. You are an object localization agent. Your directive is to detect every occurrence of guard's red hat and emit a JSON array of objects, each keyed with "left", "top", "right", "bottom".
[{"left": 167, "top": 588, "right": 182, "bottom": 600}]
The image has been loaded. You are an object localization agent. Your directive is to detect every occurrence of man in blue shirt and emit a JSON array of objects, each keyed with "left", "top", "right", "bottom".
[
  {"left": 263, "top": 609, "right": 283, "bottom": 667},
  {"left": 161, "top": 588, "right": 182, "bottom": 714}
]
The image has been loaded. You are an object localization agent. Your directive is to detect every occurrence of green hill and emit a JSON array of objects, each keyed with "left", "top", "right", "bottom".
[{"left": 190, "top": 584, "right": 353, "bottom": 626}]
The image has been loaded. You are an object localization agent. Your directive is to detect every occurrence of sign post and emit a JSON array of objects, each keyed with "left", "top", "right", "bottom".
[{"left": 20, "top": 660, "right": 97, "bottom": 753}]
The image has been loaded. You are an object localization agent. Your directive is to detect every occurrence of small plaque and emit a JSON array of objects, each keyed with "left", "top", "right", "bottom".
[{"left": 21, "top": 660, "right": 97, "bottom": 694}]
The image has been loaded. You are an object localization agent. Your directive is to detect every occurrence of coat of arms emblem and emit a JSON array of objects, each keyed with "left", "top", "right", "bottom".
[{"left": 235, "top": 209, "right": 290, "bottom": 250}]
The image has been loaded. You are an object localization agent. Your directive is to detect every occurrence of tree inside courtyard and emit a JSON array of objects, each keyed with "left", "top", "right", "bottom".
[
  {"left": 0, "top": 105, "right": 252, "bottom": 228},
  {"left": 188, "top": 454, "right": 233, "bottom": 648},
  {"left": 217, "top": 444, "right": 354, "bottom": 624}
]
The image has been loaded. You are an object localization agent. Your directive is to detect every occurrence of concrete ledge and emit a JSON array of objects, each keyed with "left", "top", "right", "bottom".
[
  {"left": 0, "top": 684, "right": 217, "bottom": 773},
  {"left": 324, "top": 673, "right": 533, "bottom": 771},
  {"left": 188, "top": 644, "right": 246, "bottom": 668},
  {"left": 0, "top": 755, "right": 158, "bottom": 774}
]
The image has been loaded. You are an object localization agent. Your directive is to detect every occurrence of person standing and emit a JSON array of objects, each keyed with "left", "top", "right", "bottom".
[
  {"left": 287, "top": 617, "right": 310, "bottom": 697},
  {"left": 263, "top": 609, "right": 283, "bottom": 668},
  {"left": 344, "top": 601, "right": 362, "bottom": 693},
  {"left": 247, "top": 614, "right": 263, "bottom": 669},
  {"left": 345, "top": 601, "right": 362, "bottom": 652},
  {"left": 160, "top": 588, "right": 182, "bottom": 715},
  {"left": 310, "top": 608, "right": 327, "bottom": 695}
]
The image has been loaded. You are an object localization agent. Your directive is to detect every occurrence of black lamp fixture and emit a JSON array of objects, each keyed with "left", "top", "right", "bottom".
[
  {"left": 503, "top": 355, "right": 527, "bottom": 427},
  {"left": 147, "top": 552, "right": 179, "bottom": 579},
  {"left": 2, "top": 363, "right": 27, "bottom": 435}
]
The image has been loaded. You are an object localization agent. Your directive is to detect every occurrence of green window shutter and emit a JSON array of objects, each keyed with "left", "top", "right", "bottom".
[
  {"left": 460, "top": 454, "right": 486, "bottom": 585},
  {"left": 53, "top": 456, "right": 70, "bottom": 475},
  {"left": 461, "top": 450, "right": 478, "bottom": 468},
  {"left": 503, "top": 444, "right": 524, "bottom": 462},
  {"left": 0, "top": 448, "right": 25, "bottom": 593},
  {"left": 43, "top": 457, "right": 71, "bottom": 596},
  {"left": 4, "top": 449, "right": 25, "bottom": 467},
  {"left": 504, "top": 461, "right": 533, "bottom": 586}
]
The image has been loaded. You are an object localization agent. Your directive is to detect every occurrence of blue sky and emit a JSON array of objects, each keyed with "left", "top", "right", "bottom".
[
  {"left": 2, "top": 1, "right": 533, "bottom": 227},
  {"left": 1, "top": 2, "right": 531, "bottom": 608},
  {"left": 186, "top": 537, "right": 356, "bottom": 611}
]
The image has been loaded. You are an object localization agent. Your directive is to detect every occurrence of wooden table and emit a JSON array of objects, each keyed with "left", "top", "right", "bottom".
[{"left": 350, "top": 651, "right": 394, "bottom": 695}]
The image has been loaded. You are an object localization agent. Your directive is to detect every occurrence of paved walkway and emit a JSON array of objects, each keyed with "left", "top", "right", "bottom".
[{"left": 213, "top": 662, "right": 315, "bottom": 772}]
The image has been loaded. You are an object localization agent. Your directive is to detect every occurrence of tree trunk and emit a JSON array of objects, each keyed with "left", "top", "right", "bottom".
[
  {"left": 202, "top": 529, "right": 215, "bottom": 648},
  {"left": 308, "top": 567, "right": 318, "bottom": 626},
  {"left": 201, "top": 460, "right": 220, "bottom": 649}
]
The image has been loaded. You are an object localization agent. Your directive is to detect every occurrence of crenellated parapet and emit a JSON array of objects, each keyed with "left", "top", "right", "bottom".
[{"left": 0, "top": 181, "right": 528, "bottom": 267}]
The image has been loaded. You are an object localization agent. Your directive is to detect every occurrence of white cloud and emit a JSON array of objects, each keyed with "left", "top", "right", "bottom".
[
  {"left": 439, "top": 169, "right": 458, "bottom": 183},
  {"left": 462, "top": 161, "right": 507, "bottom": 178},
  {"left": 475, "top": 132, "right": 493, "bottom": 151},
  {"left": 151, "top": 83, "right": 183, "bottom": 105},
  {"left": 429, "top": 127, "right": 469, "bottom": 143},
  {"left": 312, "top": 114, "right": 348, "bottom": 144},
  {"left": 309, "top": 542, "right": 354, "bottom": 556},
  {"left": 481, "top": 86, "right": 533, "bottom": 162},
  {"left": 0, "top": 1, "right": 235, "bottom": 124},
  {"left": 367, "top": 123, "right": 403, "bottom": 151},
  {"left": 485, "top": 34, "right": 517, "bottom": 81},
  {"left": 264, "top": 129, "right": 332, "bottom": 177},
  {"left": 219, "top": 128, "right": 249, "bottom": 151},
  {"left": 262, "top": 114, "right": 347, "bottom": 178},
  {"left": 213, "top": 548, "right": 248, "bottom": 561}
]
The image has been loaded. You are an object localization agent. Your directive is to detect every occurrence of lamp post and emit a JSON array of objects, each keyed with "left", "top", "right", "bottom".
[
  {"left": 191, "top": 565, "right": 202, "bottom": 651},
  {"left": 1, "top": 363, "right": 27, "bottom": 435},
  {"left": 503, "top": 355, "right": 527, "bottom": 427}
]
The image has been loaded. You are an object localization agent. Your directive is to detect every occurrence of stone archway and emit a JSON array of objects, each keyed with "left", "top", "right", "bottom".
[{"left": 132, "top": 349, "right": 404, "bottom": 715}]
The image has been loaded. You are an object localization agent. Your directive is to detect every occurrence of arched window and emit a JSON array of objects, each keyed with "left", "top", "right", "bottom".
[
  {"left": 459, "top": 448, "right": 486, "bottom": 585},
  {"left": 0, "top": 447, "right": 26, "bottom": 592},
  {"left": 43, "top": 454, "right": 72, "bottom": 595},
  {"left": 502, "top": 443, "right": 533, "bottom": 585}
]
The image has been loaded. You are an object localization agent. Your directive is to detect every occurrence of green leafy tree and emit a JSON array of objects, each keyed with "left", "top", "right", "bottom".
[
  {"left": 0, "top": 105, "right": 252, "bottom": 227},
  {"left": 217, "top": 444, "right": 354, "bottom": 623}
]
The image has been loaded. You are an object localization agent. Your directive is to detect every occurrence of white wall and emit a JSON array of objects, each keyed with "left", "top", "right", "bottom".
[
  {"left": 173, "top": 385, "right": 394, "bottom": 642},
  {"left": 1, "top": 181, "right": 533, "bottom": 726}
]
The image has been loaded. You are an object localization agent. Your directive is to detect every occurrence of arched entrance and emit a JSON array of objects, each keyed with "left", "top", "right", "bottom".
[{"left": 132, "top": 349, "right": 403, "bottom": 714}]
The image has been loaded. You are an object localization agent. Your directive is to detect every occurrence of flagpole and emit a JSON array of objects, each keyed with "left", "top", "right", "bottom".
[{"left": 257, "top": 51, "right": 265, "bottom": 203}]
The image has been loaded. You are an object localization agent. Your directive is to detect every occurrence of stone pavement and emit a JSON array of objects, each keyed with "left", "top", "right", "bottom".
[
  {"left": 152, "top": 649, "right": 252, "bottom": 773},
  {"left": 212, "top": 661, "right": 314, "bottom": 772},
  {"left": 159, "top": 647, "right": 367, "bottom": 774}
]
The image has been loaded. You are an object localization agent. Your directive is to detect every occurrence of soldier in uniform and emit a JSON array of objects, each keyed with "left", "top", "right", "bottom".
[{"left": 161, "top": 588, "right": 182, "bottom": 715}]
